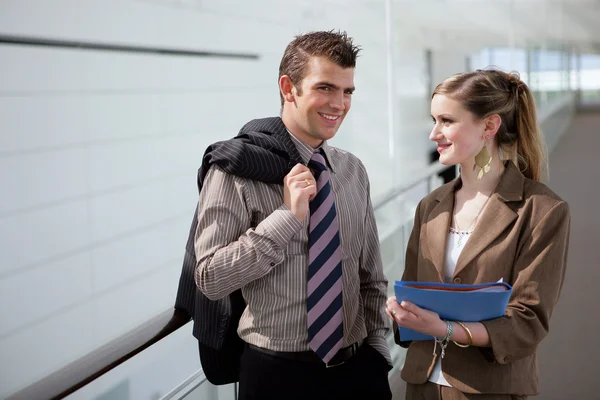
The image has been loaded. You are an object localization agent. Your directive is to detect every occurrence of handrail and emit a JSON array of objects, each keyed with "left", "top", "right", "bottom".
[
  {"left": 8, "top": 161, "right": 449, "bottom": 400},
  {"left": 6, "top": 309, "right": 191, "bottom": 400}
]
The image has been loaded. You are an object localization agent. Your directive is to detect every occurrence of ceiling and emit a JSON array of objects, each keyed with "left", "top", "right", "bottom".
[{"left": 387, "top": 0, "right": 600, "bottom": 53}]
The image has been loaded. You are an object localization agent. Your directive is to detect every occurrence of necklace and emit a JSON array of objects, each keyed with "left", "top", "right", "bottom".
[{"left": 451, "top": 189, "right": 495, "bottom": 247}]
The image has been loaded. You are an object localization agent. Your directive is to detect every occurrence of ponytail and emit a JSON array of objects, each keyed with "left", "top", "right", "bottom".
[{"left": 508, "top": 78, "right": 546, "bottom": 181}]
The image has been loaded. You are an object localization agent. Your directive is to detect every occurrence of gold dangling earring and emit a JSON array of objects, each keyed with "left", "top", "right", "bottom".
[{"left": 474, "top": 144, "right": 492, "bottom": 180}]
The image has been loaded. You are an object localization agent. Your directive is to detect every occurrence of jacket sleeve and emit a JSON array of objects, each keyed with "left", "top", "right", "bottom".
[
  {"left": 480, "top": 200, "right": 571, "bottom": 364},
  {"left": 395, "top": 199, "right": 424, "bottom": 347},
  {"left": 194, "top": 165, "right": 302, "bottom": 300}
]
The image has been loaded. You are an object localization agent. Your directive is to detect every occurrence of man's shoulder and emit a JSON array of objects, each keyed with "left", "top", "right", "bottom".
[
  {"left": 328, "top": 146, "right": 366, "bottom": 170},
  {"left": 204, "top": 163, "right": 237, "bottom": 183},
  {"left": 327, "top": 144, "right": 357, "bottom": 157}
]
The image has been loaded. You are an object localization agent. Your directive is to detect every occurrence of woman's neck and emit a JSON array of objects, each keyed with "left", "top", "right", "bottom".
[{"left": 459, "top": 155, "right": 505, "bottom": 196}]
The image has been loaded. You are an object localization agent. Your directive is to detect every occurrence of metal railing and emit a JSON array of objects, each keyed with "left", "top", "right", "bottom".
[{"left": 6, "top": 310, "right": 191, "bottom": 400}]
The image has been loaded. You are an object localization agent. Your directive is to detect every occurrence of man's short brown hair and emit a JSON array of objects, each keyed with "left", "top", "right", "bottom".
[{"left": 278, "top": 30, "right": 361, "bottom": 106}]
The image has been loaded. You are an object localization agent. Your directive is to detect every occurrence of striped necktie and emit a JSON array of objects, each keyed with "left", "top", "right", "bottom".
[{"left": 307, "top": 150, "right": 344, "bottom": 363}]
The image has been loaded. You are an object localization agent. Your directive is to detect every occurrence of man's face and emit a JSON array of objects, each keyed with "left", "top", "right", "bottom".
[{"left": 283, "top": 56, "right": 355, "bottom": 148}]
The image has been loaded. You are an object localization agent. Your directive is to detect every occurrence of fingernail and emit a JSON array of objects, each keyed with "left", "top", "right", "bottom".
[{"left": 400, "top": 301, "right": 407, "bottom": 307}]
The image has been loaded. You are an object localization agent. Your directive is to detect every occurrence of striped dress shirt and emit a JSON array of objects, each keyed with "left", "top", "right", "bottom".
[{"left": 194, "top": 130, "right": 391, "bottom": 363}]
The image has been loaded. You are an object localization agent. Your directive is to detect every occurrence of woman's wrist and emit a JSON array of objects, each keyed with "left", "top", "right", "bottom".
[
  {"left": 452, "top": 321, "right": 473, "bottom": 347},
  {"left": 435, "top": 319, "right": 450, "bottom": 338}
]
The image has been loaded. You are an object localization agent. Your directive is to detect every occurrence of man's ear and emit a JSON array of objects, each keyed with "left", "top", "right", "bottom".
[
  {"left": 483, "top": 114, "right": 502, "bottom": 139},
  {"left": 279, "top": 75, "right": 296, "bottom": 103}
]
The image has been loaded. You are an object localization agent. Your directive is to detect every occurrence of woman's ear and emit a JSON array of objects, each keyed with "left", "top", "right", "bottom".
[{"left": 483, "top": 114, "right": 502, "bottom": 139}]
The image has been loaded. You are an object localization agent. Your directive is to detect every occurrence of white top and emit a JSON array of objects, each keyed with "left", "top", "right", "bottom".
[{"left": 427, "top": 229, "right": 470, "bottom": 387}]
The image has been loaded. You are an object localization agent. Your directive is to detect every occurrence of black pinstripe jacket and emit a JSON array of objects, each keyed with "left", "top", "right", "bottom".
[{"left": 174, "top": 117, "right": 302, "bottom": 384}]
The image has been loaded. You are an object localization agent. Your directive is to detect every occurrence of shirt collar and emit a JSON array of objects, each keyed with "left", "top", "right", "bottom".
[{"left": 286, "top": 130, "right": 336, "bottom": 173}]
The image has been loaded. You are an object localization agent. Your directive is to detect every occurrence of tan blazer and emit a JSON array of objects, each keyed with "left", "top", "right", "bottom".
[{"left": 397, "top": 162, "right": 571, "bottom": 396}]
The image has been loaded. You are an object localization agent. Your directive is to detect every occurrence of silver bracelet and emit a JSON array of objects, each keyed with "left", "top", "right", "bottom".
[{"left": 433, "top": 320, "right": 453, "bottom": 359}]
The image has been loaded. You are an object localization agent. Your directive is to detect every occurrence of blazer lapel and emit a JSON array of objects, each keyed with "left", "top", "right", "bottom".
[
  {"left": 426, "top": 181, "right": 459, "bottom": 282},
  {"left": 454, "top": 162, "right": 524, "bottom": 277}
]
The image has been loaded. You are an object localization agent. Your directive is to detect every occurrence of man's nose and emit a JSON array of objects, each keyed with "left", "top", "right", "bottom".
[{"left": 330, "top": 92, "right": 346, "bottom": 111}]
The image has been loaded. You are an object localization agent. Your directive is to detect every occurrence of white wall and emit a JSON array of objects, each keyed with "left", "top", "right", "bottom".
[{"left": 0, "top": 0, "right": 469, "bottom": 397}]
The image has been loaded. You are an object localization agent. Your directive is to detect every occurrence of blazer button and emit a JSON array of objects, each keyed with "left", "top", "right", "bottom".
[{"left": 453, "top": 277, "right": 462, "bottom": 284}]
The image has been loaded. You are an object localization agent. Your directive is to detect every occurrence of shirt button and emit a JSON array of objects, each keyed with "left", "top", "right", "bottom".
[
  {"left": 270, "top": 262, "right": 276, "bottom": 267},
  {"left": 504, "top": 356, "right": 512, "bottom": 363},
  {"left": 453, "top": 277, "right": 462, "bottom": 284}
]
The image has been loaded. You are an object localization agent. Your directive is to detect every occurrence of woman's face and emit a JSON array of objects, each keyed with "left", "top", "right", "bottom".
[{"left": 429, "top": 94, "right": 487, "bottom": 167}]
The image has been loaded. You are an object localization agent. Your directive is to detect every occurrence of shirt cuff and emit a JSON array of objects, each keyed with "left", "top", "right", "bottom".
[{"left": 253, "top": 205, "right": 303, "bottom": 251}]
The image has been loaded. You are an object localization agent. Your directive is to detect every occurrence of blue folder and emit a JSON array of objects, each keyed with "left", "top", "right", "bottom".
[{"left": 394, "top": 280, "right": 512, "bottom": 341}]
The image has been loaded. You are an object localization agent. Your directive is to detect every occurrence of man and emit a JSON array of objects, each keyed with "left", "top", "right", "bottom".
[{"left": 193, "top": 31, "right": 392, "bottom": 400}]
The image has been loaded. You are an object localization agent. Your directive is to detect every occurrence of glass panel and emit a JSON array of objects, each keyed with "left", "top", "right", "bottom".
[
  {"left": 376, "top": 177, "right": 441, "bottom": 372},
  {"left": 179, "top": 383, "right": 236, "bottom": 400},
  {"left": 580, "top": 53, "right": 600, "bottom": 103},
  {"left": 64, "top": 326, "right": 202, "bottom": 400}
]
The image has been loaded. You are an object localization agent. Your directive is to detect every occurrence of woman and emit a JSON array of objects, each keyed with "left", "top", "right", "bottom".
[{"left": 386, "top": 69, "right": 570, "bottom": 399}]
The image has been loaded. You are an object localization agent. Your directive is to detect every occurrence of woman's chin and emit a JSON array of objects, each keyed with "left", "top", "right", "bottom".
[{"left": 438, "top": 157, "right": 455, "bottom": 166}]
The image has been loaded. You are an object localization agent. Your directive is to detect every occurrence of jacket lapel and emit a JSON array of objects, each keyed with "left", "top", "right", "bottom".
[
  {"left": 453, "top": 162, "right": 523, "bottom": 277},
  {"left": 426, "top": 181, "right": 459, "bottom": 282}
]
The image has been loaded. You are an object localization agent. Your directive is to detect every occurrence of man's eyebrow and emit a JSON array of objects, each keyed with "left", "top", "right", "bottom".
[
  {"left": 313, "top": 81, "right": 339, "bottom": 89},
  {"left": 313, "top": 81, "right": 356, "bottom": 92}
]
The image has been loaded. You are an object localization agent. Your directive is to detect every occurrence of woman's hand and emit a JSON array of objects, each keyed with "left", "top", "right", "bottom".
[{"left": 386, "top": 296, "right": 448, "bottom": 338}]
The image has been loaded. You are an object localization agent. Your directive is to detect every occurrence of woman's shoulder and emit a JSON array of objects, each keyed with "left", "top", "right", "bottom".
[
  {"left": 519, "top": 177, "right": 570, "bottom": 220},
  {"left": 522, "top": 177, "right": 568, "bottom": 206}
]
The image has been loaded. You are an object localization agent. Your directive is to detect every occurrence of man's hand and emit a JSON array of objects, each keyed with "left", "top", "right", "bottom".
[{"left": 284, "top": 164, "right": 317, "bottom": 222}]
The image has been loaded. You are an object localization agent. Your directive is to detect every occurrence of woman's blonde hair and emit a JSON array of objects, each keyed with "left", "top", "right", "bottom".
[{"left": 433, "top": 69, "right": 546, "bottom": 181}]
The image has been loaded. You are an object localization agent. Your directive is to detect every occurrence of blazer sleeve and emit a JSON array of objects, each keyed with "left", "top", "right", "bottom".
[
  {"left": 394, "top": 199, "right": 424, "bottom": 347},
  {"left": 480, "top": 200, "right": 571, "bottom": 364}
]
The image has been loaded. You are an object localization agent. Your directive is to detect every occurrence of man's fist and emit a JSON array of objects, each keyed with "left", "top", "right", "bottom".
[{"left": 284, "top": 164, "right": 317, "bottom": 222}]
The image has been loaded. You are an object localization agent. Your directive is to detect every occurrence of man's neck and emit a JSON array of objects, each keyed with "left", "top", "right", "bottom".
[{"left": 281, "top": 112, "right": 323, "bottom": 149}]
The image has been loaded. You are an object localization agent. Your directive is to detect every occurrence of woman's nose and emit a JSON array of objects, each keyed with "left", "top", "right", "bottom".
[{"left": 429, "top": 124, "right": 441, "bottom": 141}]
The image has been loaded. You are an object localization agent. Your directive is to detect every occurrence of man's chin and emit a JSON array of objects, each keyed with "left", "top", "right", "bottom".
[{"left": 313, "top": 128, "right": 339, "bottom": 142}]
